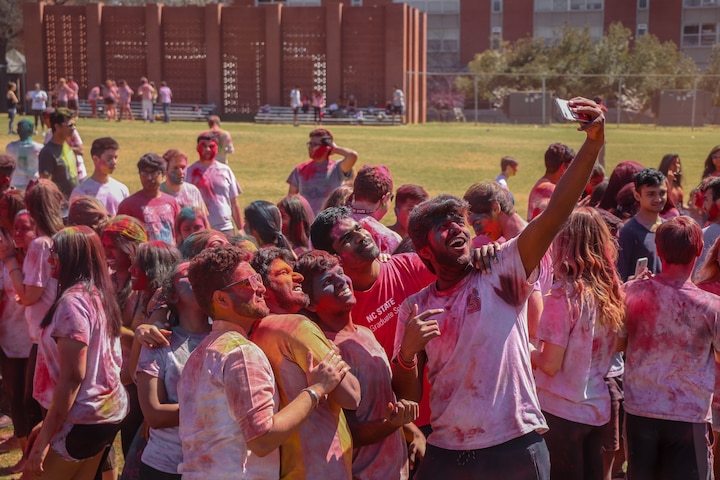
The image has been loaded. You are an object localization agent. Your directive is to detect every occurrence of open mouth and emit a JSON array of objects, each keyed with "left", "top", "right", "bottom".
[
  {"left": 448, "top": 236, "right": 466, "bottom": 249},
  {"left": 338, "top": 286, "right": 352, "bottom": 298}
]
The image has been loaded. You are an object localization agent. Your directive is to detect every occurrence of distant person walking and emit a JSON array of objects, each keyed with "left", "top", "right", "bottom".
[
  {"left": 27, "top": 84, "right": 48, "bottom": 135},
  {"left": 392, "top": 84, "right": 404, "bottom": 125},
  {"left": 159, "top": 81, "right": 172, "bottom": 123},
  {"left": 312, "top": 90, "right": 324, "bottom": 125},
  {"left": 138, "top": 77, "right": 155, "bottom": 123},
  {"left": 7, "top": 82, "right": 19, "bottom": 135},
  {"left": 290, "top": 85, "right": 302, "bottom": 127}
]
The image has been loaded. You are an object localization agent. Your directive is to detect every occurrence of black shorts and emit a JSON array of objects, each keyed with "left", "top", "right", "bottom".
[
  {"left": 392, "top": 105, "right": 403, "bottom": 114},
  {"left": 68, "top": 99, "right": 79, "bottom": 111},
  {"left": 53, "top": 421, "right": 122, "bottom": 461}
]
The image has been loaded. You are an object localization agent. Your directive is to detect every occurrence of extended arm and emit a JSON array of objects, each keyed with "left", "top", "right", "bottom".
[{"left": 517, "top": 97, "right": 605, "bottom": 276}]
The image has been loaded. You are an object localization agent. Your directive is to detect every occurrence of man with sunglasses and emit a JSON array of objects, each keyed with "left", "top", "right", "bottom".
[
  {"left": 38, "top": 108, "right": 79, "bottom": 199},
  {"left": 287, "top": 128, "right": 358, "bottom": 215},
  {"left": 178, "top": 245, "right": 353, "bottom": 478},
  {"left": 348, "top": 164, "right": 402, "bottom": 254}
]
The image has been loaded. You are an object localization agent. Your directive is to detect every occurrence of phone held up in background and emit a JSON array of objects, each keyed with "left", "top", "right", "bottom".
[
  {"left": 555, "top": 98, "right": 591, "bottom": 124},
  {"left": 634, "top": 257, "right": 648, "bottom": 278}
]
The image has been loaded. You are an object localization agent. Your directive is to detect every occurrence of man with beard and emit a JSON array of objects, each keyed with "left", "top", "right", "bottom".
[
  {"left": 296, "top": 250, "right": 418, "bottom": 480},
  {"left": 70, "top": 137, "right": 129, "bottom": 216},
  {"left": 249, "top": 246, "right": 362, "bottom": 479},
  {"left": 695, "top": 176, "right": 720, "bottom": 273},
  {"left": 392, "top": 97, "right": 606, "bottom": 479},
  {"left": 286, "top": 129, "right": 358, "bottom": 215},
  {"left": 159, "top": 149, "right": 207, "bottom": 212},
  {"left": 178, "top": 245, "right": 352, "bottom": 478},
  {"left": 186, "top": 134, "right": 243, "bottom": 235}
]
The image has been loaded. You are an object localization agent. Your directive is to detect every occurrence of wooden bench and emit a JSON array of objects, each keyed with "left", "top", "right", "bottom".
[
  {"left": 255, "top": 106, "right": 401, "bottom": 126},
  {"left": 76, "top": 100, "right": 215, "bottom": 122}
]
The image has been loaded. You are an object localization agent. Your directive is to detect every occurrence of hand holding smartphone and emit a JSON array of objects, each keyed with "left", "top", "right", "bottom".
[
  {"left": 634, "top": 257, "right": 648, "bottom": 278},
  {"left": 555, "top": 98, "right": 591, "bottom": 124}
]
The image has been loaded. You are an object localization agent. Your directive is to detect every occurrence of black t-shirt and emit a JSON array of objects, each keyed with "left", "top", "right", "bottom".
[{"left": 38, "top": 141, "right": 78, "bottom": 199}]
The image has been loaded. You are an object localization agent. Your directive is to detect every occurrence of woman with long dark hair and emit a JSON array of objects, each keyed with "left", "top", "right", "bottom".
[
  {"left": 278, "top": 194, "right": 314, "bottom": 256},
  {"left": 244, "top": 200, "right": 293, "bottom": 252},
  {"left": 26, "top": 226, "right": 128, "bottom": 478}
]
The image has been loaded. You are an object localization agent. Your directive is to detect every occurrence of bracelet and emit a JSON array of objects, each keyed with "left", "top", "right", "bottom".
[
  {"left": 302, "top": 387, "right": 320, "bottom": 409},
  {"left": 396, "top": 351, "right": 417, "bottom": 370}
]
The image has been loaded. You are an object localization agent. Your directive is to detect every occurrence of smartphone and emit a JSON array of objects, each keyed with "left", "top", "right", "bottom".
[
  {"left": 634, "top": 257, "right": 648, "bottom": 278},
  {"left": 555, "top": 98, "right": 591, "bottom": 123}
]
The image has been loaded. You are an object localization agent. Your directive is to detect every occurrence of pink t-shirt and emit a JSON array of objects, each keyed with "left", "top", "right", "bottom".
[
  {"left": 186, "top": 161, "right": 242, "bottom": 232},
  {"left": 622, "top": 277, "right": 720, "bottom": 423},
  {"left": 527, "top": 179, "right": 555, "bottom": 221},
  {"left": 351, "top": 214, "right": 402, "bottom": 255},
  {"left": 23, "top": 236, "right": 58, "bottom": 343},
  {"left": 118, "top": 192, "right": 180, "bottom": 245},
  {"left": 0, "top": 265, "right": 32, "bottom": 358},
  {"left": 328, "top": 326, "right": 408, "bottom": 480},
  {"left": 251, "top": 314, "right": 352, "bottom": 480},
  {"left": 393, "top": 238, "right": 546, "bottom": 450},
  {"left": 534, "top": 282, "right": 618, "bottom": 426},
  {"left": 118, "top": 85, "right": 134, "bottom": 104},
  {"left": 177, "top": 320, "right": 279, "bottom": 479},
  {"left": 33, "top": 284, "right": 128, "bottom": 425},
  {"left": 697, "top": 281, "right": 720, "bottom": 425},
  {"left": 138, "top": 82, "right": 154, "bottom": 101}
]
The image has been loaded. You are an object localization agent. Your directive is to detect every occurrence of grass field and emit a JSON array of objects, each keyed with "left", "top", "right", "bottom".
[
  {"left": 0, "top": 117, "right": 717, "bottom": 477},
  {"left": 8, "top": 116, "right": 718, "bottom": 223}
]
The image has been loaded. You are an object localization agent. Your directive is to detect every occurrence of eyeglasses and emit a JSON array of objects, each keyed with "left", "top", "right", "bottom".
[
  {"left": 139, "top": 170, "right": 162, "bottom": 178},
  {"left": 220, "top": 273, "right": 263, "bottom": 292}
]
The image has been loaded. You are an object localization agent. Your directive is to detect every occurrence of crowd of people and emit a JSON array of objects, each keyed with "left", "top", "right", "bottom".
[{"left": 0, "top": 96, "right": 718, "bottom": 480}]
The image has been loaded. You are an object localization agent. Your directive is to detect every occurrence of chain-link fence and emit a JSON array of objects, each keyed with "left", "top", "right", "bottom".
[{"left": 411, "top": 72, "right": 720, "bottom": 128}]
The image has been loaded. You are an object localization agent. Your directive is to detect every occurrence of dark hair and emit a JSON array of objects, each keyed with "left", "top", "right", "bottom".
[
  {"left": 392, "top": 236, "right": 416, "bottom": 254},
  {"left": 41, "top": 226, "right": 122, "bottom": 337},
  {"left": 134, "top": 241, "right": 182, "bottom": 294},
  {"left": 294, "top": 250, "right": 340, "bottom": 304},
  {"left": 90, "top": 137, "right": 119, "bottom": 159},
  {"left": 588, "top": 180, "right": 609, "bottom": 208},
  {"left": 408, "top": 194, "right": 468, "bottom": 254},
  {"left": 703, "top": 177, "right": 720, "bottom": 205},
  {"left": 207, "top": 115, "right": 220, "bottom": 127},
  {"left": 196, "top": 133, "right": 216, "bottom": 145},
  {"left": 250, "top": 247, "right": 296, "bottom": 284},
  {"left": 463, "top": 181, "right": 514, "bottom": 215},
  {"left": 0, "top": 154, "right": 17, "bottom": 179},
  {"left": 310, "top": 206, "right": 353, "bottom": 254},
  {"left": 544, "top": 143, "right": 575, "bottom": 174},
  {"left": 395, "top": 184, "right": 429, "bottom": 208},
  {"left": 309, "top": 128, "right": 333, "bottom": 142},
  {"left": 244, "top": 200, "right": 292, "bottom": 250},
  {"left": 633, "top": 168, "right": 665, "bottom": 191},
  {"left": 659, "top": 153, "right": 682, "bottom": 187},
  {"left": 68, "top": 195, "right": 110, "bottom": 234},
  {"left": 49, "top": 108, "right": 73, "bottom": 132},
  {"left": 278, "top": 194, "right": 314, "bottom": 252},
  {"left": 0, "top": 189, "right": 25, "bottom": 230},
  {"left": 500, "top": 156, "right": 518, "bottom": 171},
  {"left": 25, "top": 179, "right": 64, "bottom": 237},
  {"left": 598, "top": 161, "right": 644, "bottom": 212},
  {"left": 322, "top": 185, "right": 353, "bottom": 210},
  {"left": 180, "top": 229, "right": 229, "bottom": 260},
  {"left": 352, "top": 165, "right": 393, "bottom": 203},
  {"left": 702, "top": 145, "right": 720, "bottom": 179},
  {"left": 137, "top": 153, "right": 166, "bottom": 174},
  {"left": 189, "top": 244, "right": 253, "bottom": 317},
  {"left": 174, "top": 206, "right": 209, "bottom": 244},
  {"left": 656, "top": 216, "right": 702, "bottom": 265}
]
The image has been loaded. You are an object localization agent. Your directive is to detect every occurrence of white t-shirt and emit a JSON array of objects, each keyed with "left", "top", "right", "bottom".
[
  {"left": 71, "top": 177, "right": 130, "bottom": 216},
  {"left": 393, "top": 238, "right": 546, "bottom": 450},
  {"left": 30, "top": 90, "right": 48, "bottom": 111},
  {"left": 186, "top": 161, "right": 241, "bottom": 232},
  {"left": 534, "top": 282, "right": 618, "bottom": 426},
  {"left": 23, "top": 236, "right": 58, "bottom": 344}
]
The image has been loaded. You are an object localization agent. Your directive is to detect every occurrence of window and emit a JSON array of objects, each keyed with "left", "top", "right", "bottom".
[
  {"left": 638, "top": 0, "right": 648, "bottom": 8},
  {"left": 682, "top": 23, "right": 717, "bottom": 46},
  {"left": 492, "top": 0, "right": 502, "bottom": 12},
  {"left": 535, "top": 0, "right": 603, "bottom": 11},
  {"left": 491, "top": 27, "right": 502, "bottom": 49},
  {"left": 636, "top": 23, "right": 648, "bottom": 37},
  {"left": 684, "top": 0, "right": 717, "bottom": 5},
  {"left": 351, "top": 0, "right": 362, "bottom": 4}
]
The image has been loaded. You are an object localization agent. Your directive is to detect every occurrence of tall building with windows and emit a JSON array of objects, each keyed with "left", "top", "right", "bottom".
[{"left": 238, "top": 0, "right": 719, "bottom": 70}]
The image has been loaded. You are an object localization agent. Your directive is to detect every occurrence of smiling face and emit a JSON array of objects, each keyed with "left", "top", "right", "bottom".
[
  {"left": 13, "top": 214, "right": 36, "bottom": 252},
  {"left": 634, "top": 184, "right": 667, "bottom": 215},
  {"left": 129, "top": 259, "right": 149, "bottom": 292},
  {"left": 309, "top": 264, "right": 356, "bottom": 317},
  {"left": 222, "top": 264, "right": 269, "bottom": 319},
  {"left": 101, "top": 235, "right": 132, "bottom": 273},
  {"left": 263, "top": 258, "right": 309, "bottom": 314},
  {"left": 330, "top": 217, "right": 379, "bottom": 268},
  {"left": 420, "top": 215, "right": 472, "bottom": 270}
]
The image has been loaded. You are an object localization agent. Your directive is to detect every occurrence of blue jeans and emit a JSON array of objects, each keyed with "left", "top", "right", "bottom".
[
  {"left": 415, "top": 431, "right": 550, "bottom": 480},
  {"left": 162, "top": 103, "right": 170, "bottom": 122}
]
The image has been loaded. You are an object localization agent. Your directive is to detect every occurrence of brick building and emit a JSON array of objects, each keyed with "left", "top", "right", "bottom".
[{"left": 23, "top": 1, "right": 427, "bottom": 121}]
